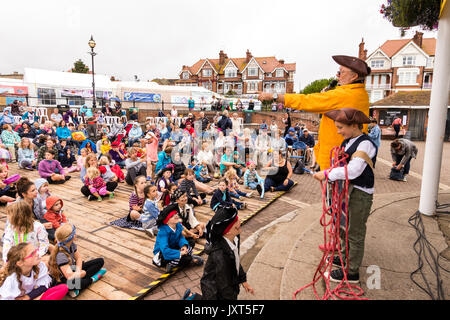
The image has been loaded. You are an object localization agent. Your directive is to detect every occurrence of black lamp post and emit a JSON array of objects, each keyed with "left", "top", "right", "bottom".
[{"left": 88, "top": 35, "right": 97, "bottom": 109}]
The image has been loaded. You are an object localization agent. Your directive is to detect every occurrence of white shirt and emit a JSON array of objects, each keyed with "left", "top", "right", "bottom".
[
  {"left": 327, "top": 135, "right": 377, "bottom": 194},
  {"left": 0, "top": 262, "right": 52, "bottom": 300},
  {"left": 171, "top": 109, "right": 178, "bottom": 117},
  {"left": 223, "top": 236, "right": 240, "bottom": 274}
]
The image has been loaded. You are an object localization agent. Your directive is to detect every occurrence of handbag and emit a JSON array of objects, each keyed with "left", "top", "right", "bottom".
[
  {"left": 293, "top": 159, "right": 305, "bottom": 175},
  {"left": 389, "top": 167, "right": 404, "bottom": 181}
]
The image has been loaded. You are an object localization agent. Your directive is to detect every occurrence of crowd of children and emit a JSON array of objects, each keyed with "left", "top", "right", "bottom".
[{"left": 0, "top": 106, "right": 311, "bottom": 300}]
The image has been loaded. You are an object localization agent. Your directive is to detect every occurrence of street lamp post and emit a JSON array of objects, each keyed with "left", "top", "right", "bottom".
[{"left": 88, "top": 35, "right": 97, "bottom": 110}]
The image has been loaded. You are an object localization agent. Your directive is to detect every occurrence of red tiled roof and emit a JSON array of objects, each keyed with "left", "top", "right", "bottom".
[
  {"left": 376, "top": 37, "right": 436, "bottom": 58},
  {"left": 183, "top": 53, "right": 295, "bottom": 75}
]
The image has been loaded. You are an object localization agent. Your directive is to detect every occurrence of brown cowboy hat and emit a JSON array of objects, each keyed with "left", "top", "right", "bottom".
[
  {"left": 325, "top": 108, "right": 371, "bottom": 125},
  {"left": 332, "top": 55, "right": 371, "bottom": 77}
]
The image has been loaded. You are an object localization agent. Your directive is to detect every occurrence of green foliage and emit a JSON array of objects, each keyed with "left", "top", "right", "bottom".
[
  {"left": 380, "top": 0, "right": 441, "bottom": 32},
  {"left": 300, "top": 78, "right": 336, "bottom": 95},
  {"left": 71, "top": 59, "right": 89, "bottom": 74}
]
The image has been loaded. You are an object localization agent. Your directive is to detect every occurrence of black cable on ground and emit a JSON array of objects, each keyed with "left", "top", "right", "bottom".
[{"left": 407, "top": 210, "right": 450, "bottom": 300}]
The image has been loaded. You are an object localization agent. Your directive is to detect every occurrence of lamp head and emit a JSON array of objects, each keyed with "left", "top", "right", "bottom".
[{"left": 88, "top": 35, "right": 96, "bottom": 49}]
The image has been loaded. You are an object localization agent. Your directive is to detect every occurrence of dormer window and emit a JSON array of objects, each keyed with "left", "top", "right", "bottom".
[
  {"left": 402, "top": 56, "right": 416, "bottom": 66},
  {"left": 182, "top": 71, "right": 189, "bottom": 79},
  {"left": 225, "top": 69, "right": 237, "bottom": 78},
  {"left": 248, "top": 67, "right": 258, "bottom": 76},
  {"left": 275, "top": 69, "right": 284, "bottom": 77},
  {"left": 202, "top": 69, "right": 212, "bottom": 77},
  {"left": 370, "top": 60, "right": 385, "bottom": 68}
]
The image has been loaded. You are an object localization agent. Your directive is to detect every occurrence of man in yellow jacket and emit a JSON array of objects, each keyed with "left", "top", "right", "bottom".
[{"left": 258, "top": 55, "right": 371, "bottom": 170}]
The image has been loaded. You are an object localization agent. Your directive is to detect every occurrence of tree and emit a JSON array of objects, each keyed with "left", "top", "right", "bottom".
[
  {"left": 300, "top": 78, "right": 336, "bottom": 95},
  {"left": 71, "top": 59, "right": 90, "bottom": 74}
]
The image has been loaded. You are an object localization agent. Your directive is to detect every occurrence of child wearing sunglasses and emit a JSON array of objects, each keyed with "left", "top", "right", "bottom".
[{"left": 0, "top": 243, "right": 68, "bottom": 300}]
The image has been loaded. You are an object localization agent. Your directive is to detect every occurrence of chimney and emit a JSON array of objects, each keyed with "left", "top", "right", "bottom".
[
  {"left": 219, "top": 50, "right": 225, "bottom": 65},
  {"left": 363, "top": 49, "right": 368, "bottom": 60},
  {"left": 358, "top": 38, "right": 366, "bottom": 60},
  {"left": 413, "top": 31, "right": 423, "bottom": 48},
  {"left": 246, "top": 49, "right": 252, "bottom": 63}
]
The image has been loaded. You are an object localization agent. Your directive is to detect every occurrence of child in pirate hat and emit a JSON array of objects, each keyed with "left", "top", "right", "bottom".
[
  {"left": 313, "top": 107, "right": 377, "bottom": 284},
  {"left": 182, "top": 206, "right": 254, "bottom": 300}
]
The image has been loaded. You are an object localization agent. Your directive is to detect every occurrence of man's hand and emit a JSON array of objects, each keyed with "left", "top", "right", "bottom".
[
  {"left": 242, "top": 282, "right": 254, "bottom": 295},
  {"left": 313, "top": 171, "right": 326, "bottom": 181}
]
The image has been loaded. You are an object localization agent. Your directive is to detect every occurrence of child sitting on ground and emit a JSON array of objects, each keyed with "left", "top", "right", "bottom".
[
  {"left": 58, "top": 140, "right": 78, "bottom": 173},
  {"left": 0, "top": 243, "right": 68, "bottom": 300},
  {"left": 243, "top": 161, "right": 264, "bottom": 198},
  {"left": 127, "top": 175, "right": 147, "bottom": 225},
  {"left": 141, "top": 185, "right": 160, "bottom": 237},
  {"left": 38, "top": 150, "right": 71, "bottom": 184},
  {"left": 0, "top": 165, "right": 17, "bottom": 206},
  {"left": 224, "top": 168, "right": 252, "bottom": 200},
  {"left": 178, "top": 168, "right": 207, "bottom": 207},
  {"left": 232, "top": 151, "right": 246, "bottom": 179},
  {"left": 190, "top": 158, "right": 212, "bottom": 184},
  {"left": 76, "top": 148, "right": 88, "bottom": 172},
  {"left": 85, "top": 167, "right": 113, "bottom": 202},
  {"left": 161, "top": 183, "right": 177, "bottom": 208},
  {"left": 2, "top": 201, "right": 50, "bottom": 264},
  {"left": 152, "top": 206, "right": 203, "bottom": 273},
  {"left": 98, "top": 156, "right": 118, "bottom": 183},
  {"left": 34, "top": 178, "right": 51, "bottom": 219},
  {"left": 210, "top": 179, "right": 246, "bottom": 211},
  {"left": 100, "top": 137, "right": 111, "bottom": 156},
  {"left": 157, "top": 167, "right": 174, "bottom": 194},
  {"left": 43, "top": 196, "right": 67, "bottom": 230},
  {"left": 48, "top": 224, "right": 107, "bottom": 298}
]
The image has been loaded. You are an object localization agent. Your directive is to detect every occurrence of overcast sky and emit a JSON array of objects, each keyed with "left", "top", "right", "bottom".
[{"left": 0, "top": 0, "right": 437, "bottom": 91}]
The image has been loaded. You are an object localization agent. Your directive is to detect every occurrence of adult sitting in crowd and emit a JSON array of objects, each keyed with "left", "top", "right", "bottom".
[{"left": 257, "top": 150, "right": 294, "bottom": 195}]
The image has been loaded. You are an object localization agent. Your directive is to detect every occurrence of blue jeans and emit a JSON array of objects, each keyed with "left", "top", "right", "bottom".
[
  {"left": 264, "top": 177, "right": 294, "bottom": 192},
  {"left": 394, "top": 154, "right": 412, "bottom": 175},
  {"left": 230, "top": 190, "right": 247, "bottom": 199},
  {"left": 248, "top": 182, "right": 259, "bottom": 190}
]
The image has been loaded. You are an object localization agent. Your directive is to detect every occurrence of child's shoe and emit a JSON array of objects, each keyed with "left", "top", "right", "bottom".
[
  {"left": 97, "top": 196, "right": 102, "bottom": 202},
  {"left": 69, "top": 289, "right": 80, "bottom": 298},
  {"left": 246, "top": 192, "right": 253, "bottom": 198},
  {"left": 109, "top": 193, "right": 114, "bottom": 199},
  {"left": 91, "top": 268, "right": 107, "bottom": 283}
]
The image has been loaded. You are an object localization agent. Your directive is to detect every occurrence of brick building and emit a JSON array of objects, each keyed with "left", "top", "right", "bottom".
[
  {"left": 360, "top": 31, "right": 436, "bottom": 103},
  {"left": 175, "top": 50, "right": 296, "bottom": 96}
]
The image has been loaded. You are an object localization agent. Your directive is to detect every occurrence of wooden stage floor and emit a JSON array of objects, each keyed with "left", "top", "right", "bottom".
[{"left": 0, "top": 163, "right": 291, "bottom": 300}]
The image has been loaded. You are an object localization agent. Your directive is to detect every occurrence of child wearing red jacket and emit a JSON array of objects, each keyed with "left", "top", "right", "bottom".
[{"left": 44, "top": 196, "right": 67, "bottom": 230}]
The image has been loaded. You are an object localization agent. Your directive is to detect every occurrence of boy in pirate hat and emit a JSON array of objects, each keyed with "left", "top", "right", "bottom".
[
  {"left": 313, "top": 108, "right": 377, "bottom": 284},
  {"left": 182, "top": 206, "right": 254, "bottom": 300},
  {"left": 152, "top": 204, "right": 204, "bottom": 273}
]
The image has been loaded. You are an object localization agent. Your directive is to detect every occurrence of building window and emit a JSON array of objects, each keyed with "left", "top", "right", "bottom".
[
  {"left": 225, "top": 69, "right": 237, "bottom": 78},
  {"left": 202, "top": 69, "right": 212, "bottom": 77},
  {"left": 67, "top": 96, "right": 85, "bottom": 106},
  {"left": 370, "top": 60, "right": 385, "bottom": 68},
  {"left": 398, "top": 71, "right": 417, "bottom": 85},
  {"left": 37, "top": 88, "right": 56, "bottom": 105},
  {"left": 402, "top": 56, "right": 416, "bottom": 66},
  {"left": 248, "top": 67, "right": 258, "bottom": 77},
  {"left": 276, "top": 69, "right": 284, "bottom": 77},
  {"left": 182, "top": 71, "right": 189, "bottom": 79},
  {"left": 288, "top": 72, "right": 294, "bottom": 81}
]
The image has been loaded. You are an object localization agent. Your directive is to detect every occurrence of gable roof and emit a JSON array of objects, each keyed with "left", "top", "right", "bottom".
[
  {"left": 374, "top": 37, "right": 436, "bottom": 58},
  {"left": 182, "top": 53, "right": 296, "bottom": 75}
]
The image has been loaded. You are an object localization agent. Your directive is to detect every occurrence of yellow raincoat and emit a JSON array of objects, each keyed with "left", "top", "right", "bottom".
[{"left": 285, "top": 83, "right": 369, "bottom": 170}]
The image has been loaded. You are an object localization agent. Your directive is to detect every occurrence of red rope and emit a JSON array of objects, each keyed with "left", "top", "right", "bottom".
[{"left": 293, "top": 146, "right": 367, "bottom": 300}]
